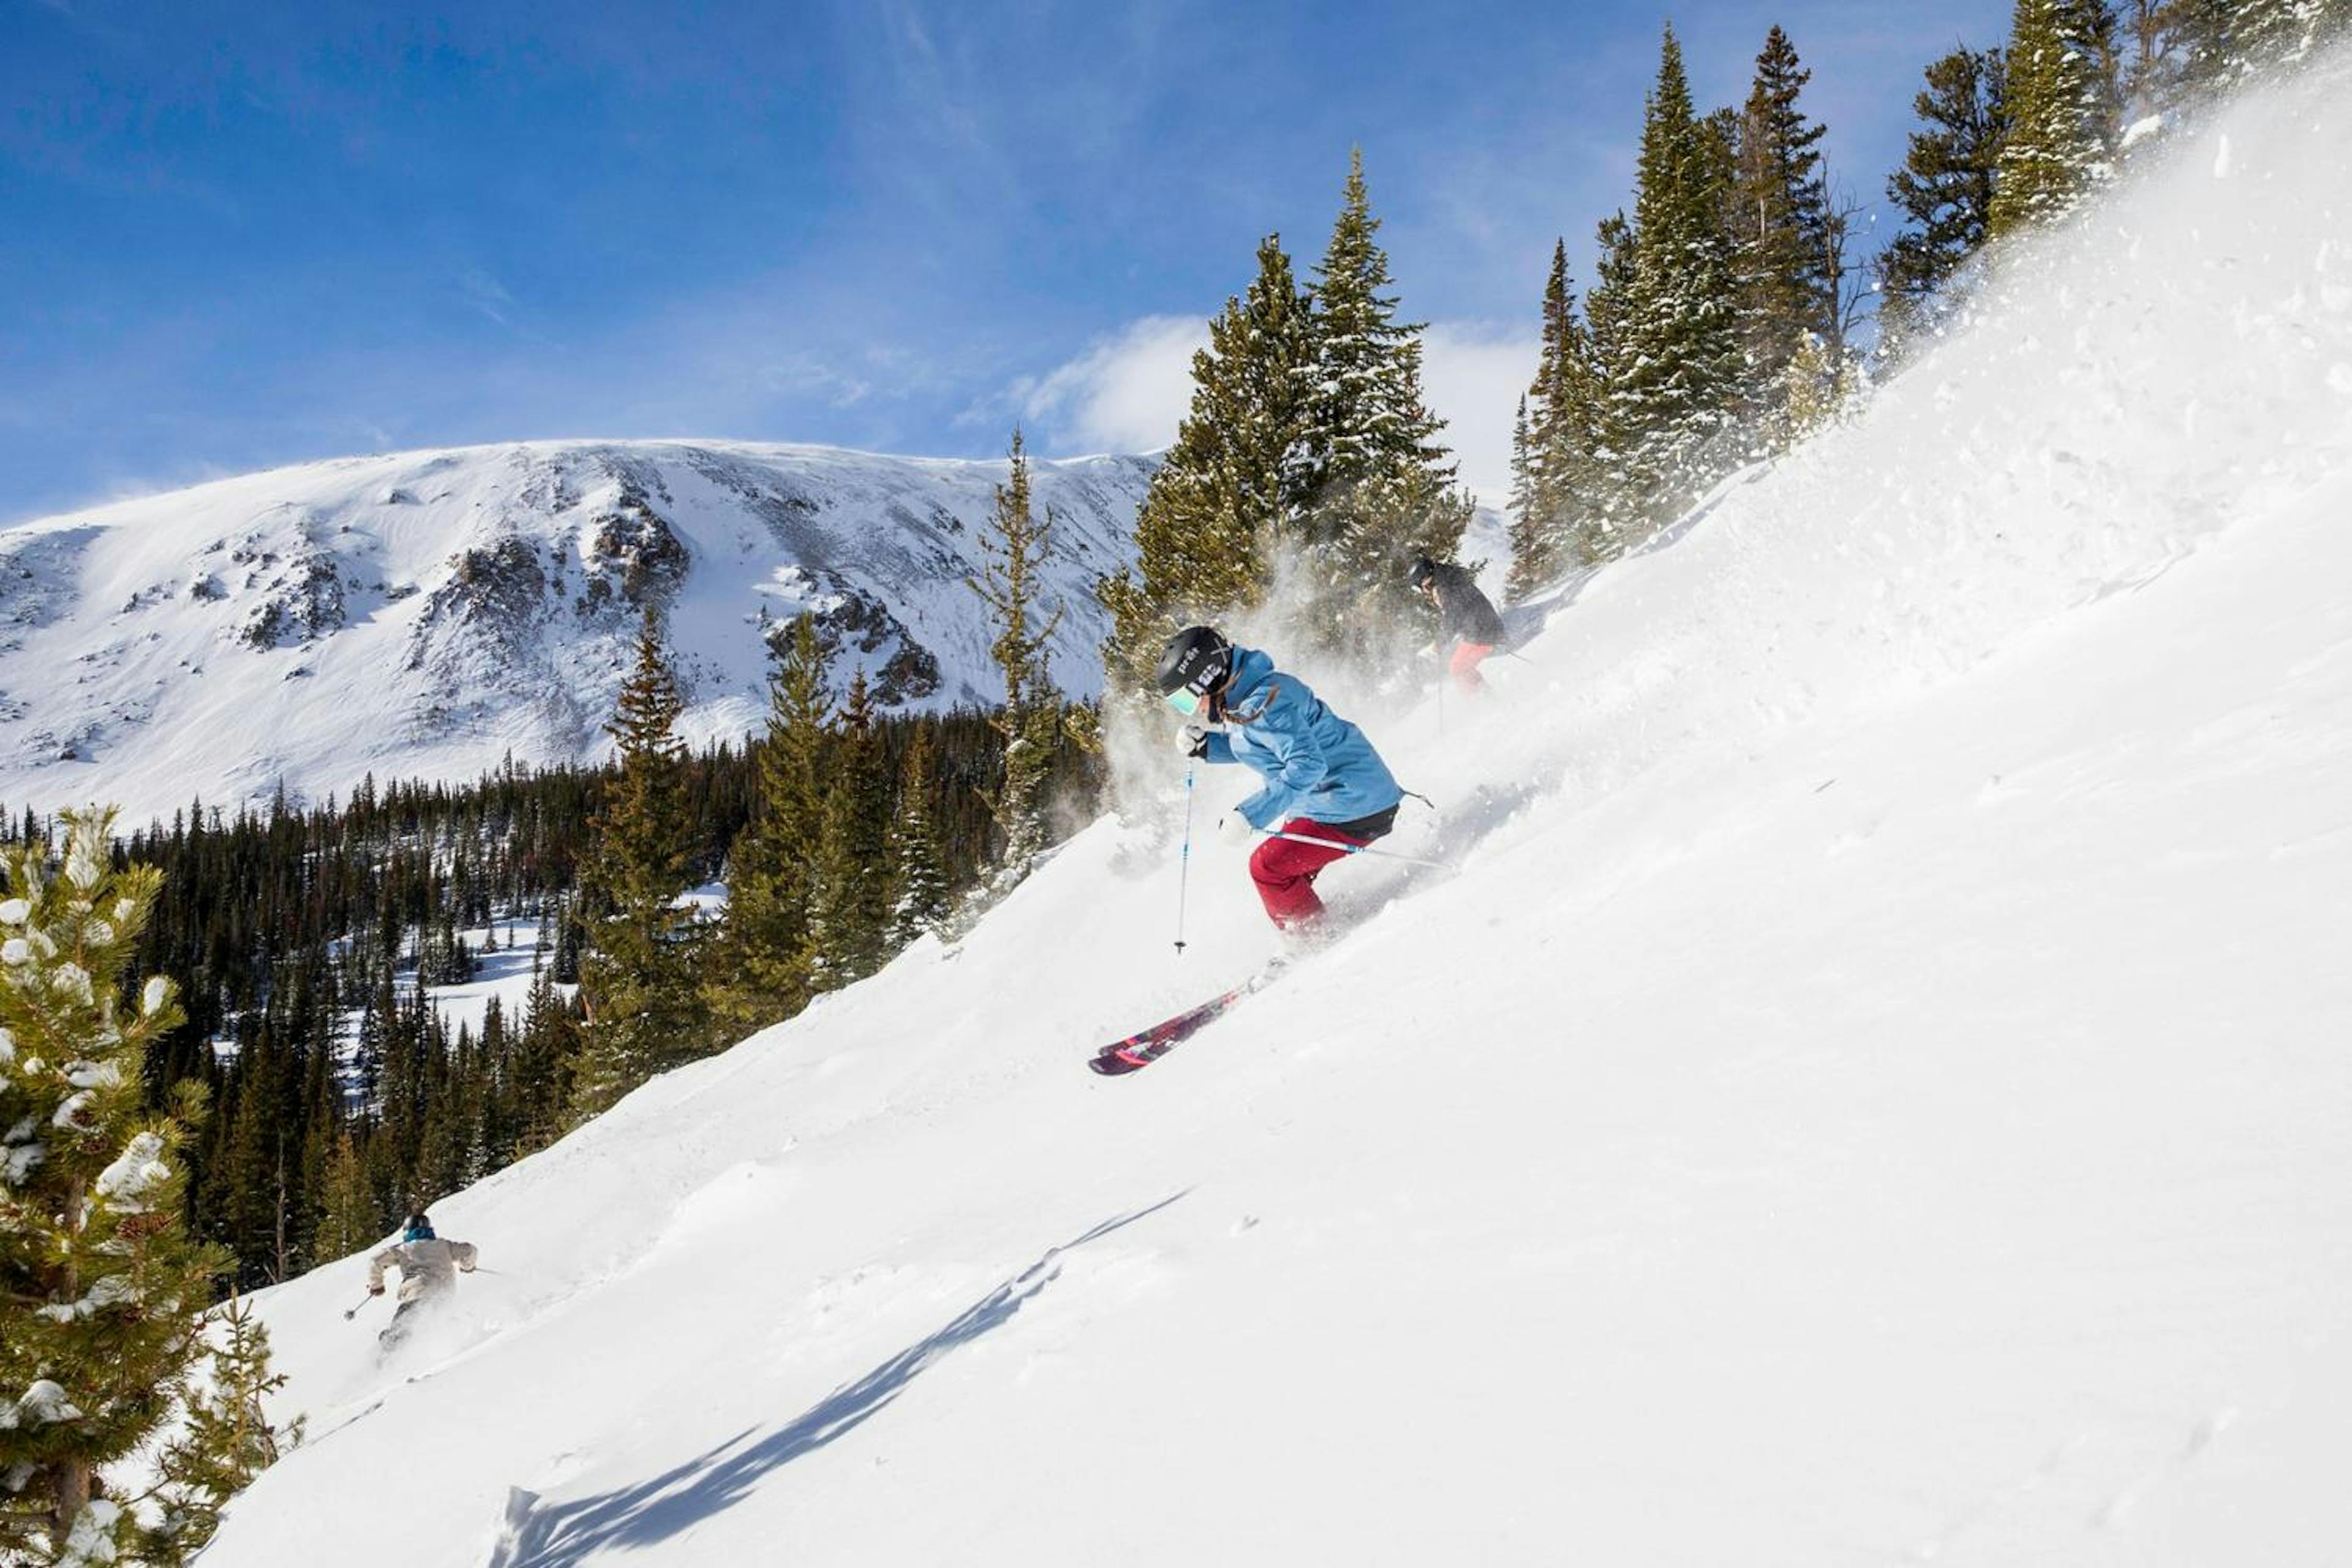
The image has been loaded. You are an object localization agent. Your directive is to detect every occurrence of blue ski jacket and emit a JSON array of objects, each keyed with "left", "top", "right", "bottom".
[{"left": 1200, "top": 646, "right": 1404, "bottom": 831}]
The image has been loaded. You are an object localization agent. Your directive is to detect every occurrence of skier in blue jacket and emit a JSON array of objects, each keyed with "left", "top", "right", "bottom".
[{"left": 1156, "top": 626, "right": 1404, "bottom": 930}]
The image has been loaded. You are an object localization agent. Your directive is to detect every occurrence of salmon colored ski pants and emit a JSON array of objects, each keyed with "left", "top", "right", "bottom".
[
  {"left": 1249, "top": 816, "right": 1371, "bottom": 928},
  {"left": 1450, "top": 640, "right": 1494, "bottom": 693}
]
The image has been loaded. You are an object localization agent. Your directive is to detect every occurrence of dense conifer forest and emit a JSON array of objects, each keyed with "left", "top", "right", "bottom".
[{"left": 1, "top": 699, "right": 1099, "bottom": 1293}]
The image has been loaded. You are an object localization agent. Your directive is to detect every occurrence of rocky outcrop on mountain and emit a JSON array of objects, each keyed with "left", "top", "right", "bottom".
[
  {"left": 239, "top": 549, "right": 350, "bottom": 649},
  {"left": 760, "top": 569, "right": 942, "bottom": 705},
  {"left": 407, "top": 537, "right": 549, "bottom": 676},
  {"left": 579, "top": 492, "right": 690, "bottom": 616}
]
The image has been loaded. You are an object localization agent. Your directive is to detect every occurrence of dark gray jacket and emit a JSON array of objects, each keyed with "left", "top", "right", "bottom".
[{"left": 1428, "top": 563, "right": 1505, "bottom": 646}]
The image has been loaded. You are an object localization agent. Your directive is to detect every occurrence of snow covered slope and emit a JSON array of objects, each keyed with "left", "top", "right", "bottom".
[
  {"left": 0, "top": 441, "right": 1155, "bottom": 821},
  {"left": 206, "top": 55, "right": 2352, "bottom": 1568}
]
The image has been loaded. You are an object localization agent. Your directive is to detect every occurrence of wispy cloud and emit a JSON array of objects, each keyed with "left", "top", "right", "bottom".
[
  {"left": 872, "top": 0, "right": 993, "bottom": 160},
  {"left": 761, "top": 352, "right": 875, "bottom": 410},
  {"left": 999, "top": 315, "right": 1207, "bottom": 455},
  {"left": 455, "top": 268, "right": 515, "bottom": 328}
]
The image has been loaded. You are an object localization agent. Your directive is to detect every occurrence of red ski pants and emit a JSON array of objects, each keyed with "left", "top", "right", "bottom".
[
  {"left": 1449, "top": 640, "right": 1494, "bottom": 694},
  {"left": 1249, "top": 817, "right": 1370, "bottom": 929}
]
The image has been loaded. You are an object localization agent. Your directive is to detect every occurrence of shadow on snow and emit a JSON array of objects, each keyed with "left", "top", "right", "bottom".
[{"left": 486, "top": 1193, "right": 1189, "bottom": 1567}]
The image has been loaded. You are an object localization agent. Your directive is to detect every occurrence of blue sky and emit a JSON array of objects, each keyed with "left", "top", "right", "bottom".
[{"left": 1, "top": 0, "right": 2013, "bottom": 519}]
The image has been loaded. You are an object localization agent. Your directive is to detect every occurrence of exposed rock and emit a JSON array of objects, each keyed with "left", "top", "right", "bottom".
[
  {"left": 875, "top": 640, "right": 943, "bottom": 706},
  {"left": 581, "top": 492, "right": 690, "bottom": 611},
  {"left": 239, "top": 551, "right": 347, "bottom": 649},
  {"left": 760, "top": 570, "right": 942, "bottom": 704},
  {"left": 410, "top": 538, "right": 548, "bottom": 658}
]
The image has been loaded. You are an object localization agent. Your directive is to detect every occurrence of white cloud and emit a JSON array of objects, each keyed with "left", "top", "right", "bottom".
[
  {"left": 1016, "top": 315, "right": 1206, "bottom": 455},
  {"left": 1015, "top": 313, "right": 1534, "bottom": 511},
  {"left": 1421, "top": 322, "right": 1537, "bottom": 513}
]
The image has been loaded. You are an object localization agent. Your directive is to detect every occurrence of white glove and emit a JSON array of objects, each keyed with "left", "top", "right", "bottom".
[
  {"left": 1215, "top": 812, "right": 1258, "bottom": 848},
  {"left": 1177, "top": 722, "right": 1212, "bottom": 760}
]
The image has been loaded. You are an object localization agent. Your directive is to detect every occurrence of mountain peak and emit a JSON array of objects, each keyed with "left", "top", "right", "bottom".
[{"left": 0, "top": 440, "right": 1158, "bottom": 821}]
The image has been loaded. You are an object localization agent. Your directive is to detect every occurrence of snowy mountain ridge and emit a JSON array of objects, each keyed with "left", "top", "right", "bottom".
[
  {"left": 179, "top": 45, "right": 2352, "bottom": 1568},
  {"left": 0, "top": 440, "right": 1159, "bottom": 821}
]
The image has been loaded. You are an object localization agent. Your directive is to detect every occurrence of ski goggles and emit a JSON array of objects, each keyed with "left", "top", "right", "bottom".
[{"left": 1162, "top": 685, "right": 1205, "bottom": 717}]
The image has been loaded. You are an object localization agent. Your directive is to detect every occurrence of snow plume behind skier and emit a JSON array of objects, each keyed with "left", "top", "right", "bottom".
[{"left": 1157, "top": 626, "right": 1406, "bottom": 937}]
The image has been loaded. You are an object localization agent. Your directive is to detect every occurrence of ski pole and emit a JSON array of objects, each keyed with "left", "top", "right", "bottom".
[
  {"left": 1173, "top": 761, "right": 1197, "bottom": 955},
  {"left": 1257, "top": 829, "right": 1451, "bottom": 870},
  {"left": 341, "top": 1295, "right": 375, "bottom": 1321}
]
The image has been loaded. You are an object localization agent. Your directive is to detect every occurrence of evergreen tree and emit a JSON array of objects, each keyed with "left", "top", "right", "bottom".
[
  {"left": 969, "top": 430, "right": 1065, "bottom": 878},
  {"left": 1503, "top": 393, "right": 1538, "bottom": 601},
  {"left": 313, "top": 1127, "right": 379, "bottom": 1262},
  {"left": 1510, "top": 240, "right": 1604, "bottom": 600},
  {"left": 568, "top": 616, "right": 708, "bottom": 1125},
  {"left": 511, "top": 961, "right": 576, "bottom": 1153},
  {"left": 708, "top": 615, "right": 831, "bottom": 1032},
  {"left": 1878, "top": 46, "right": 2012, "bottom": 353},
  {"left": 1782, "top": 331, "right": 1863, "bottom": 437},
  {"left": 350, "top": 969, "right": 386, "bottom": 1105},
  {"left": 1578, "top": 211, "right": 1643, "bottom": 565},
  {"left": 1293, "top": 148, "right": 1472, "bottom": 655},
  {"left": 2166, "top": 0, "right": 2329, "bottom": 89},
  {"left": 1990, "top": 0, "right": 2123, "bottom": 238},
  {"left": 133, "top": 1292, "right": 299, "bottom": 1562},
  {"left": 1611, "top": 25, "right": 1746, "bottom": 537},
  {"left": 1098, "top": 233, "right": 1311, "bottom": 703},
  {"left": 887, "top": 725, "right": 952, "bottom": 948},
  {"left": 2227, "top": 0, "right": 2302, "bottom": 67},
  {"left": 551, "top": 894, "right": 583, "bottom": 984},
  {"left": 809, "top": 672, "right": 893, "bottom": 990},
  {"left": 0, "top": 807, "right": 276, "bottom": 1563},
  {"left": 1731, "top": 26, "right": 1837, "bottom": 434}
]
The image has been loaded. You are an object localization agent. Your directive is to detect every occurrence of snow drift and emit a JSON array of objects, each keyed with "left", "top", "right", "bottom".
[{"left": 202, "top": 54, "right": 2352, "bottom": 1567}]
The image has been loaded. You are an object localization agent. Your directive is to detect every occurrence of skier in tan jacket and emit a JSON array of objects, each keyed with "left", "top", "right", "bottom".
[{"left": 368, "top": 1211, "right": 478, "bottom": 1348}]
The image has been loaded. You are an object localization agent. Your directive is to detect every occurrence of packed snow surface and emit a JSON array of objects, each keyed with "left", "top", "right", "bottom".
[
  {"left": 207, "top": 57, "right": 2352, "bottom": 1567},
  {"left": 0, "top": 440, "right": 1156, "bottom": 823}
]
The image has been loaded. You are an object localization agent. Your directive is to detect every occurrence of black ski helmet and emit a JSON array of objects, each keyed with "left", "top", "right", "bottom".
[
  {"left": 1409, "top": 555, "right": 1439, "bottom": 590},
  {"left": 1155, "top": 625, "right": 1233, "bottom": 707}
]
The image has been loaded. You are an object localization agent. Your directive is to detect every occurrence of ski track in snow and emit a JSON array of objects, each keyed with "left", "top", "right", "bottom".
[{"left": 185, "top": 48, "right": 2352, "bottom": 1568}]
